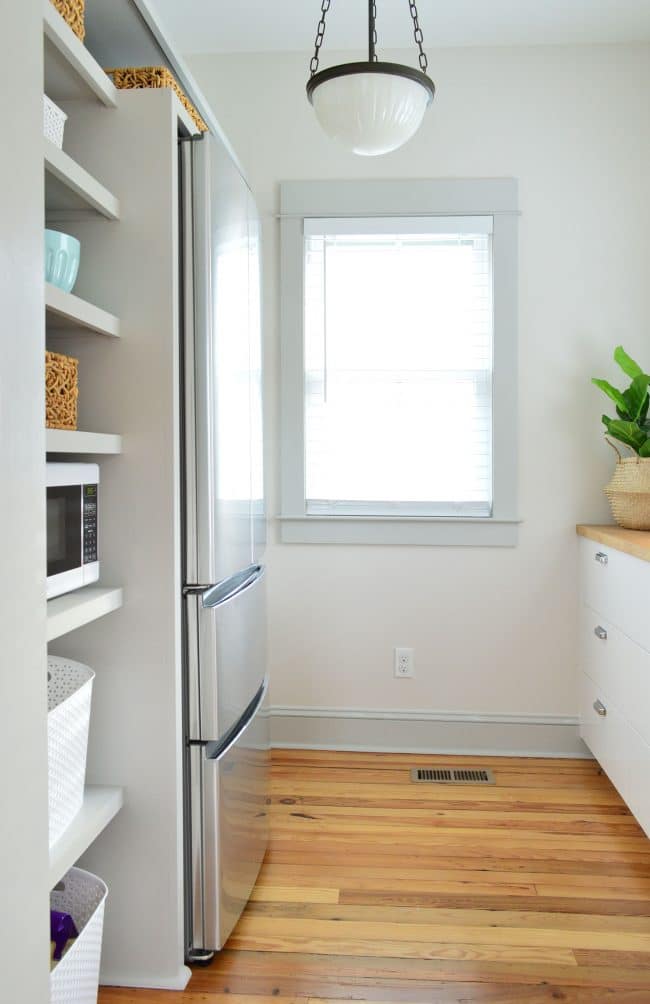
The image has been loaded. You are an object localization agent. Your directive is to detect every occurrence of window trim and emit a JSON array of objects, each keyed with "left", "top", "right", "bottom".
[{"left": 279, "top": 178, "right": 520, "bottom": 547}]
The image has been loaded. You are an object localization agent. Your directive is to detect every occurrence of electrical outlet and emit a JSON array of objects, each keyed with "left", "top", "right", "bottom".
[{"left": 394, "top": 647, "right": 415, "bottom": 678}]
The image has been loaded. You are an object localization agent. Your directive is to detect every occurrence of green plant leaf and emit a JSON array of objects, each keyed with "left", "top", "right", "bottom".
[
  {"left": 594, "top": 379, "right": 630, "bottom": 419},
  {"left": 592, "top": 378, "right": 629, "bottom": 416},
  {"left": 639, "top": 440, "right": 650, "bottom": 458},
  {"left": 614, "top": 346, "right": 644, "bottom": 380},
  {"left": 622, "top": 374, "right": 650, "bottom": 422},
  {"left": 602, "top": 415, "right": 648, "bottom": 453},
  {"left": 641, "top": 394, "right": 649, "bottom": 425}
]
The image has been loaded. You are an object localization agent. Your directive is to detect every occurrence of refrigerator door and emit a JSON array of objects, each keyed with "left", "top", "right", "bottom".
[
  {"left": 248, "top": 189, "right": 266, "bottom": 564},
  {"left": 187, "top": 134, "right": 256, "bottom": 586},
  {"left": 189, "top": 680, "right": 269, "bottom": 952}
]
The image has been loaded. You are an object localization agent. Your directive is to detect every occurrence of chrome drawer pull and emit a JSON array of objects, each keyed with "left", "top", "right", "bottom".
[
  {"left": 593, "top": 699, "right": 607, "bottom": 717},
  {"left": 594, "top": 551, "right": 608, "bottom": 565},
  {"left": 594, "top": 625, "right": 608, "bottom": 641}
]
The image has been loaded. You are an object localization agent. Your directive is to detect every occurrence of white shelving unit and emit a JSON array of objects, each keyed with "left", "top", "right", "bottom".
[
  {"left": 46, "top": 283, "right": 120, "bottom": 337},
  {"left": 50, "top": 786, "right": 124, "bottom": 887},
  {"left": 46, "top": 429, "right": 123, "bottom": 454},
  {"left": 45, "top": 139, "right": 120, "bottom": 220},
  {"left": 43, "top": 1, "right": 117, "bottom": 108},
  {"left": 42, "top": 3, "right": 124, "bottom": 922},
  {"left": 47, "top": 586, "right": 124, "bottom": 642}
]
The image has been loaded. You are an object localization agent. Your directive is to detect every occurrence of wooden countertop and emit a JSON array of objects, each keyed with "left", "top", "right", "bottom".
[{"left": 577, "top": 524, "right": 650, "bottom": 563}]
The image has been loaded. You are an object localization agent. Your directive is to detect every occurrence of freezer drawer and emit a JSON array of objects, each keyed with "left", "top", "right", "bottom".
[
  {"left": 190, "top": 685, "right": 270, "bottom": 952},
  {"left": 193, "top": 564, "right": 266, "bottom": 742}
]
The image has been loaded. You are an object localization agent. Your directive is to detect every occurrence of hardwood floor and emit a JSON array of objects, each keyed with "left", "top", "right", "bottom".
[{"left": 100, "top": 749, "right": 650, "bottom": 1003}]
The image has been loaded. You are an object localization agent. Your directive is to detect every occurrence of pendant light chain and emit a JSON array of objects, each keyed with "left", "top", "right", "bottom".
[
  {"left": 408, "top": 0, "right": 428, "bottom": 72},
  {"left": 370, "top": 1, "right": 378, "bottom": 61},
  {"left": 310, "top": 0, "right": 331, "bottom": 76}
]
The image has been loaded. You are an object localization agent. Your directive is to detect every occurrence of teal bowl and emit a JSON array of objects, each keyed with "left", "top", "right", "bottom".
[{"left": 45, "top": 229, "right": 80, "bottom": 293}]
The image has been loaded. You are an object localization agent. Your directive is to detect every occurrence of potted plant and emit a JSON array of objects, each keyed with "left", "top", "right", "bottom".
[{"left": 592, "top": 346, "right": 650, "bottom": 529}]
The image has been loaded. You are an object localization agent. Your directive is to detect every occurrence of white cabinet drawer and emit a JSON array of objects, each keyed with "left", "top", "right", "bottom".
[
  {"left": 579, "top": 537, "right": 650, "bottom": 652},
  {"left": 580, "top": 605, "right": 650, "bottom": 747},
  {"left": 580, "top": 671, "right": 650, "bottom": 836}
]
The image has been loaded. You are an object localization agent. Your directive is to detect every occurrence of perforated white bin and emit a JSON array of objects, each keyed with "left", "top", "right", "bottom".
[
  {"left": 50, "top": 867, "right": 107, "bottom": 1004},
  {"left": 48, "top": 656, "right": 95, "bottom": 847},
  {"left": 44, "top": 94, "right": 67, "bottom": 148}
]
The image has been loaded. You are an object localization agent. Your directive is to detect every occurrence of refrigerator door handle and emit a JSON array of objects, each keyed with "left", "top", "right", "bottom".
[
  {"left": 201, "top": 563, "right": 264, "bottom": 610},
  {"left": 204, "top": 676, "right": 268, "bottom": 761}
]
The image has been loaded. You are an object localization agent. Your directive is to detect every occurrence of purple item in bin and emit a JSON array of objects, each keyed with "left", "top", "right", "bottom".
[{"left": 50, "top": 909, "right": 79, "bottom": 961}]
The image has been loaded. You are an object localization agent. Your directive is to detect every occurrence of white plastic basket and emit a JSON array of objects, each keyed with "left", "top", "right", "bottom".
[
  {"left": 50, "top": 867, "right": 108, "bottom": 1004},
  {"left": 48, "top": 656, "right": 95, "bottom": 847},
  {"left": 44, "top": 94, "right": 67, "bottom": 148}
]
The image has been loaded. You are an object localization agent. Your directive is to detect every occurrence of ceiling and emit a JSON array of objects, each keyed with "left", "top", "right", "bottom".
[{"left": 148, "top": 0, "right": 650, "bottom": 55}]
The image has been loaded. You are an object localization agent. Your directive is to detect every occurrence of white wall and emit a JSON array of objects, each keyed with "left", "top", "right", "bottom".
[
  {"left": 189, "top": 44, "right": 650, "bottom": 744},
  {"left": 0, "top": 0, "right": 50, "bottom": 998}
]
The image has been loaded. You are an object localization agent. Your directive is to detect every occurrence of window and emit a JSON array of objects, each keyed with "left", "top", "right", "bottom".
[{"left": 280, "top": 180, "right": 519, "bottom": 545}]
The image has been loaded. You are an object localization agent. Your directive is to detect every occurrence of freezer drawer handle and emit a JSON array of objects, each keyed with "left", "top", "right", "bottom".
[
  {"left": 204, "top": 677, "right": 269, "bottom": 761},
  {"left": 201, "top": 564, "right": 264, "bottom": 610}
]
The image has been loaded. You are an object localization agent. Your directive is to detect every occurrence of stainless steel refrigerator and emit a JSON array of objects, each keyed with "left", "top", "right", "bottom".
[{"left": 180, "top": 132, "right": 268, "bottom": 964}]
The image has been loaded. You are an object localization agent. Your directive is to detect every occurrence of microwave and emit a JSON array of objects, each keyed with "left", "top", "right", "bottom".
[{"left": 46, "top": 463, "right": 100, "bottom": 600}]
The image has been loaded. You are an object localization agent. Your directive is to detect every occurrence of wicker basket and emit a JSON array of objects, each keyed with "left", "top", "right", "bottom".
[
  {"left": 105, "top": 66, "right": 208, "bottom": 133},
  {"left": 44, "top": 95, "right": 68, "bottom": 149},
  {"left": 46, "top": 350, "right": 79, "bottom": 431},
  {"left": 48, "top": 657, "right": 95, "bottom": 848},
  {"left": 49, "top": 0, "right": 85, "bottom": 41},
  {"left": 604, "top": 456, "right": 650, "bottom": 530},
  {"left": 50, "top": 868, "right": 107, "bottom": 1004}
]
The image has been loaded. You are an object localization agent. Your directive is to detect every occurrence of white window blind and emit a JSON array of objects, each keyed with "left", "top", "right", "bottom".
[{"left": 303, "top": 216, "right": 494, "bottom": 517}]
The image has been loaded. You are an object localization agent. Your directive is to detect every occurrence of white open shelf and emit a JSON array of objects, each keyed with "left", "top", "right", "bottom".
[
  {"left": 49, "top": 786, "right": 124, "bottom": 888},
  {"left": 45, "top": 139, "right": 120, "bottom": 220},
  {"left": 43, "top": 2, "right": 118, "bottom": 109},
  {"left": 46, "top": 429, "right": 123, "bottom": 454},
  {"left": 46, "top": 283, "right": 120, "bottom": 337},
  {"left": 47, "top": 586, "right": 123, "bottom": 642}
]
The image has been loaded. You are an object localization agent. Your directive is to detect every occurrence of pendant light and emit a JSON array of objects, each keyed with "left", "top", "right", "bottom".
[{"left": 306, "top": 0, "right": 435, "bottom": 157}]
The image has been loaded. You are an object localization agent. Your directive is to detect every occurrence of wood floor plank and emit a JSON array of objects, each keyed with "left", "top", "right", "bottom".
[
  {"left": 249, "top": 884, "right": 339, "bottom": 904},
  {"left": 98, "top": 749, "right": 650, "bottom": 1004}
]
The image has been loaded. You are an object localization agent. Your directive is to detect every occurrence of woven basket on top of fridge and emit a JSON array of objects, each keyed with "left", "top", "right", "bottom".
[
  {"left": 104, "top": 66, "right": 208, "bottom": 133},
  {"left": 49, "top": 0, "right": 85, "bottom": 41}
]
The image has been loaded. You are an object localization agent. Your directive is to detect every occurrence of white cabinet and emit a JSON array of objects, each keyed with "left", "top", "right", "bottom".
[{"left": 578, "top": 534, "right": 650, "bottom": 835}]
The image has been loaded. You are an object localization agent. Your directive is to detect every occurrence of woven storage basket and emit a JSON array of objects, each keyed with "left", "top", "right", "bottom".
[
  {"left": 605, "top": 456, "right": 650, "bottom": 530},
  {"left": 105, "top": 66, "right": 208, "bottom": 133},
  {"left": 48, "top": 656, "right": 95, "bottom": 847},
  {"left": 49, "top": 0, "right": 85, "bottom": 41},
  {"left": 46, "top": 350, "right": 79, "bottom": 430},
  {"left": 50, "top": 867, "right": 107, "bottom": 1004}
]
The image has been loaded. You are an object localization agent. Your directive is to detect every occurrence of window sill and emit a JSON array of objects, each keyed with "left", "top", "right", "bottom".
[{"left": 278, "top": 515, "right": 520, "bottom": 546}]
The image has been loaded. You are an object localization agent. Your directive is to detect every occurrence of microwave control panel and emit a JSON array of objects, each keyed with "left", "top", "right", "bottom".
[{"left": 82, "top": 483, "right": 98, "bottom": 564}]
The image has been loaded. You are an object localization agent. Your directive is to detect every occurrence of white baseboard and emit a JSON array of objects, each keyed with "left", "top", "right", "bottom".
[
  {"left": 100, "top": 965, "right": 191, "bottom": 991},
  {"left": 269, "top": 705, "right": 590, "bottom": 758}
]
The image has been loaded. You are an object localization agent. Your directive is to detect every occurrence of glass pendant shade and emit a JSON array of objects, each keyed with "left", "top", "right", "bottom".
[{"left": 309, "top": 65, "right": 433, "bottom": 156}]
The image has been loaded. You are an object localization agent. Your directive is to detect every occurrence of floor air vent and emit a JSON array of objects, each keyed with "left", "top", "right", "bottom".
[{"left": 410, "top": 767, "right": 496, "bottom": 785}]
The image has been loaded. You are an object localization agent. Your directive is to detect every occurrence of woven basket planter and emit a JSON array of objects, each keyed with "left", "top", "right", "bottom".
[
  {"left": 50, "top": 0, "right": 85, "bottom": 41},
  {"left": 605, "top": 457, "right": 650, "bottom": 530},
  {"left": 46, "top": 350, "right": 79, "bottom": 431},
  {"left": 105, "top": 66, "right": 208, "bottom": 133}
]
